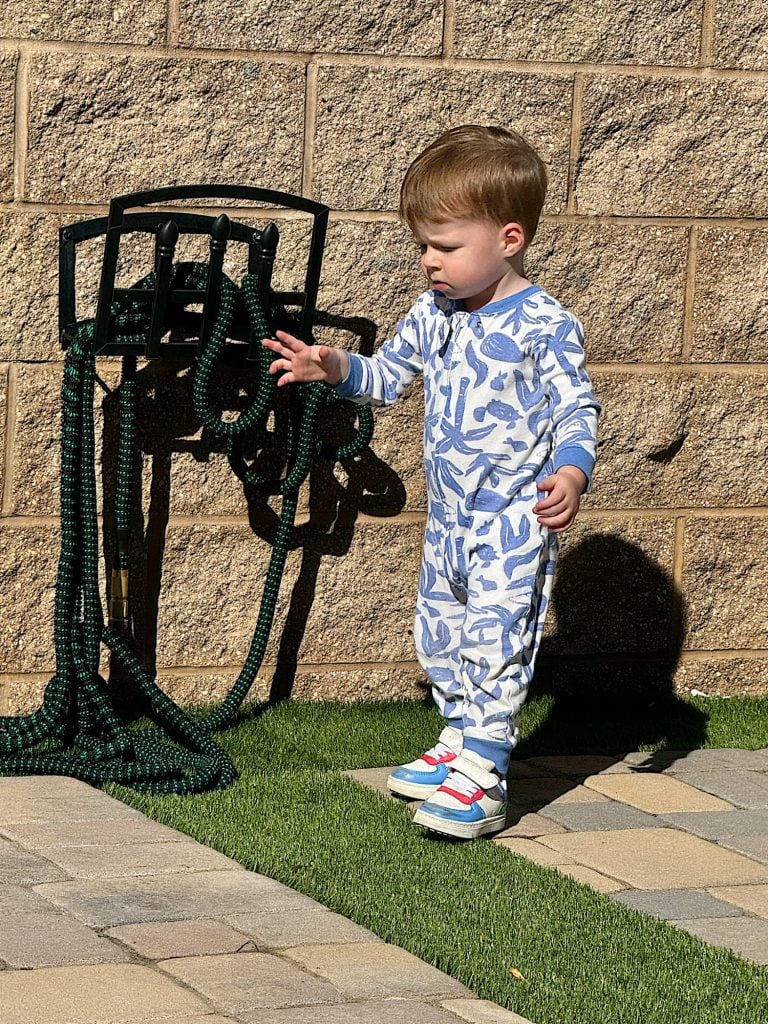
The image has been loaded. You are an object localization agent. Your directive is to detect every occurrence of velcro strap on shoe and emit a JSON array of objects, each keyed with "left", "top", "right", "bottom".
[
  {"left": 450, "top": 753, "right": 498, "bottom": 790},
  {"left": 437, "top": 726, "right": 462, "bottom": 750}
]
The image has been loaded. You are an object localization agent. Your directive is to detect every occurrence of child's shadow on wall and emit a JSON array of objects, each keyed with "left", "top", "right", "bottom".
[{"left": 510, "top": 533, "right": 709, "bottom": 814}]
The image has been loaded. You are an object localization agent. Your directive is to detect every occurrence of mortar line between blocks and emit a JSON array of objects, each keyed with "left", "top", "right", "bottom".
[
  {"left": 3, "top": 202, "right": 768, "bottom": 232},
  {"left": 166, "top": 0, "right": 180, "bottom": 48},
  {"left": 4, "top": 40, "right": 768, "bottom": 84},
  {"left": 12, "top": 51, "right": 28, "bottom": 202},
  {"left": 671, "top": 516, "right": 688, "bottom": 657},
  {"left": 681, "top": 225, "right": 699, "bottom": 360},
  {"left": 566, "top": 73, "right": 584, "bottom": 215},
  {"left": 1, "top": 363, "right": 17, "bottom": 515},
  {"left": 442, "top": 0, "right": 456, "bottom": 59},
  {"left": 700, "top": 0, "right": 717, "bottom": 67},
  {"left": 301, "top": 62, "right": 318, "bottom": 199}
]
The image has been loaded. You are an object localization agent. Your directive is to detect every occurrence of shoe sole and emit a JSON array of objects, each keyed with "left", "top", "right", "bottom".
[
  {"left": 387, "top": 776, "right": 440, "bottom": 800},
  {"left": 412, "top": 806, "right": 507, "bottom": 840}
]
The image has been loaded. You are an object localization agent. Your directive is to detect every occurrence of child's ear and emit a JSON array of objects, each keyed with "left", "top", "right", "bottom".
[{"left": 500, "top": 222, "right": 526, "bottom": 256}]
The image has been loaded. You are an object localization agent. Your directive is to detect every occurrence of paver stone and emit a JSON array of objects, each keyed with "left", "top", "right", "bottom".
[
  {"left": 240, "top": 1002, "right": 472, "bottom": 1024},
  {"left": 223, "top": 907, "right": 379, "bottom": 948},
  {"left": 661, "top": 749, "right": 768, "bottom": 773},
  {"left": 555, "top": 864, "right": 627, "bottom": 892},
  {"left": 493, "top": 838, "right": 574, "bottom": 866},
  {"left": 659, "top": 808, "right": 768, "bottom": 840},
  {"left": 669, "top": 916, "right": 768, "bottom": 964},
  {"left": 538, "top": 828, "right": 768, "bottom": 888},
  {"left": 708, "top": 884, "right": 768, "bottom": 919},
  {"left": 105, "top": 918, "right": 257, "bottom": 959},
  {"left": 34, "top": 869, "right": 321, "bottom": 927},
  {"left": 1, "top": 817, "right": 186, "bottom": 848},
  {"left": 673, "top": 770, "right": 768, "bottom": 808},
  {"left": 442, "top": 999, "right": 537, "bottom": 1024},
  {"left": 159, "top": 951, "right": 343, "bottom": 1012},
  {"left": 612, "top": 888, "right": 744, "bottom": 920},
  {"left": 506, "top": 779, "right": 609, "bottom": 810},
  {"left": 0, "top": 963, "right": 209, "bottom": 1023},
  {"left": 716, "top": 836, "right": 768, "bottom": 863},
  {"left": 0, "top": 847, "right": 69, "bottom": 884},
  {"left": 537, "top": 800, "right": 660, "bottom": 831},
  {"left": 0, "top": 910, "right": 129, "bottom": 967},
  {"left": 583, "top": 773, "right": 734, "bottom": 812},
  {"left": 526, "top": 755, "right": 623, "bottom": 777},
  {"left": 36, "top": 840, "right": 237, "bottom": 878},
  {"left": 495, "top": 813, "right": 567, "bottom": 839},
  {"left": 282, "top": 942, "right": 471, "bottom": 999}
]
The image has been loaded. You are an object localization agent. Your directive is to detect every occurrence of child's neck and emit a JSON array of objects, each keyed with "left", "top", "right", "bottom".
[{"left": 464, "top": 262, "right": 531, "bottom": 313}]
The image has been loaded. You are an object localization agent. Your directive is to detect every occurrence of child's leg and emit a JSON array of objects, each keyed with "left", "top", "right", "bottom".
[
  {"left": 458, "top": 512, "right": 557, "bottom": 775},
  {"left": 414, "top": 511, "right": 557, "bottom": 837},
  {"left": 387, "top": 518, "right": 465, "bottom": 800},
  {"left": 412, "top": 519, "right": 466, "bottom": 731}
]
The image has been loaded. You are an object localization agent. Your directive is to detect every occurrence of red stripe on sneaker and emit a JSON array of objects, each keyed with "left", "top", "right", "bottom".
[
  {"left": 422, "top": 752, "right": 457, "bottom": 767},
  {"left": 437, "top": 785, "right": 483, "bottom": 805}
]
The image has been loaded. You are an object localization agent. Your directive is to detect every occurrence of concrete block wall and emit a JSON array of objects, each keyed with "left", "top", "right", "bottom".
[{"left": 1, "top": 2, "right": 767, "bottom": 714}]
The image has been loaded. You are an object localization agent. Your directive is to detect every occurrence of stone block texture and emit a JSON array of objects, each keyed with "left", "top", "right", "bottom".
[
  {"left": 25, "top": 54, "right": 306, "bottom": 204},
  {"left": 682, "top": 518, "right": 768, "bottom": 650},
  {"left": 313, "top": 67, "right": 572, "bottom": 211},
  {"left": 0, "top": 3, "right": 166, "bottom": 44},
  {"left": 529, "top": 223, "right": 688, "bottom": 363},
  {"left": 178, "top": 0, "right": 444, "bottom": 56},
  {"left": 713, "top": 1, "right": 768, "bottom": 70},
  {"left": 0, "top": 363, "right": 6, "bottom": 501},
  {"left": 588, "top": 373, "right": 768, "bottom": 509},
  {"left": 3, "top": 1, "right": 768, "bottom": 706},
  {"left": 576, "top": 76, "right": 768, "bottom": 217},
  {"left": 0, "top": 51, "right": 17, "bottom": 202},
  {"left": 454, "top": 0, "right": 701, "bottom": 65},
  {"left": 0, "top": 212, "right": 61, "bottom": 361},
  {"left": 692, "top": 229, "right": 768, "bottom": 362}
]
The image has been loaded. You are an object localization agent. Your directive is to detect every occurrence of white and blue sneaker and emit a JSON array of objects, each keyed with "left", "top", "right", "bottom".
[
  {"left": 387, "top": 726, "right": 463, "bottom": 800},
  {"left": 413, "top": 749, "right": 507, "bottom": 839}
]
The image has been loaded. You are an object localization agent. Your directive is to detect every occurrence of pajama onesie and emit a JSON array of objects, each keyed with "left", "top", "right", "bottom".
[{"left": 336, "top": 285, "right": 600, "bottom": 775}]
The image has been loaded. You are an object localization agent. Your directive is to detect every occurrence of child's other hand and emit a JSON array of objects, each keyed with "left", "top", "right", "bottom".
[
  {"left": 261, "top": 331, "right": 348, "bottom": 387},
  {"left": 533, "top": 467, "right": 588, "bottom": 531}
]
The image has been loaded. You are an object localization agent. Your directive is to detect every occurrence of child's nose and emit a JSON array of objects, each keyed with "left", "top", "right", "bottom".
[{"left": 422, "top": 248, "right": 439, "bottom": 269}]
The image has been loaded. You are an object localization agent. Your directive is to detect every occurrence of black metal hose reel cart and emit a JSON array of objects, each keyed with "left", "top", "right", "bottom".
[{"left": 0, "top": 185, "right": 373, "bottom": 793}]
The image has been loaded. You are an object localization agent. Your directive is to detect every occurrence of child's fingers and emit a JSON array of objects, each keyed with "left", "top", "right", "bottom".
[
  {"left": 273, "top": 330, "right": 305, "bottom": 350},
  {"left": 536, "top": 504, "right": 569, "bottom": 524},
  {"left": 537, "top": 510, "right": 574, "bottom": 531},
  {"left": 533, "top": 486, "right": 565, "bottom": 510}
]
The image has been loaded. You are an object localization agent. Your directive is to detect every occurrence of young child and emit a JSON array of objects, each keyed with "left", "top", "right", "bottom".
[{"left": 262, "top": 125, "right": 600, "bottom": 840}]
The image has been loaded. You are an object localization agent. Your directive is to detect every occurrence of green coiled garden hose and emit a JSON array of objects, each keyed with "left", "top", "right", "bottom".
[{"left": 0, "top": 263, "right": 373, "bottom": 793}]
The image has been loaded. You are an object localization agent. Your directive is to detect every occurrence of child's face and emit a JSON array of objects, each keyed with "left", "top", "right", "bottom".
[{"left": 413, "top": 217, "right": 525, "bottom": 312}]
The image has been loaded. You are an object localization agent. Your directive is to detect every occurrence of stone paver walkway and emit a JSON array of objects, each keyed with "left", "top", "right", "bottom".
[
  {"left": 0, "top": 775, "right": 529, "bottom": 1024},
  {"left": 350, "top": 747, "right": 768, "bottom": 967}
]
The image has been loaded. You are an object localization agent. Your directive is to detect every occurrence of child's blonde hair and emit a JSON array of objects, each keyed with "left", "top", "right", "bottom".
[{"left": 399, "top": 125, "right": 548, "bottom": 247}]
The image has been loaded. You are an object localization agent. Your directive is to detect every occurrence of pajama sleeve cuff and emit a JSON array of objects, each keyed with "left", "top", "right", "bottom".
[
  {"left": 554, "top": 445, "right": 596, "bottom": 487},
  {"left": 333, "top": 352, "right": 364, "bottom": 399}
]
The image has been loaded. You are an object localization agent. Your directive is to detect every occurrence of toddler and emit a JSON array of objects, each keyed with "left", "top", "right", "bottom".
[{"left": 263, "top": 125, "right": 600, "bottom": 839}]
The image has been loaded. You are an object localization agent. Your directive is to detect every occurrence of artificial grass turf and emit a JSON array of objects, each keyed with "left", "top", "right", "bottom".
[{"left": 112, "top": 695, "right": 768, "bottom": 1024}]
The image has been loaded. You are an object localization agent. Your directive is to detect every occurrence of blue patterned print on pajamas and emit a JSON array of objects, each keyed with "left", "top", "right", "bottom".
[{"left": 335, "top": 285, "right": 600, "bottom": 774}]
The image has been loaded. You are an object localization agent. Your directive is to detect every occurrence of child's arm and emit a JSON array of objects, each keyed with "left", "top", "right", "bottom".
[
  {"left": 531, "top": 316, "right": 600, "bottom": 531},
  {"left": 262, "top": 298, "right": 426, "bottom": 405}
]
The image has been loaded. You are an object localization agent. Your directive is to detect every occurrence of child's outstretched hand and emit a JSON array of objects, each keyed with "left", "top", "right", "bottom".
[
  {"left": 533, "top": 466, "right": 588, "bottom": 531},
  {"left": 261, "top": 331, "right": 348, "bottom": 387}
]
